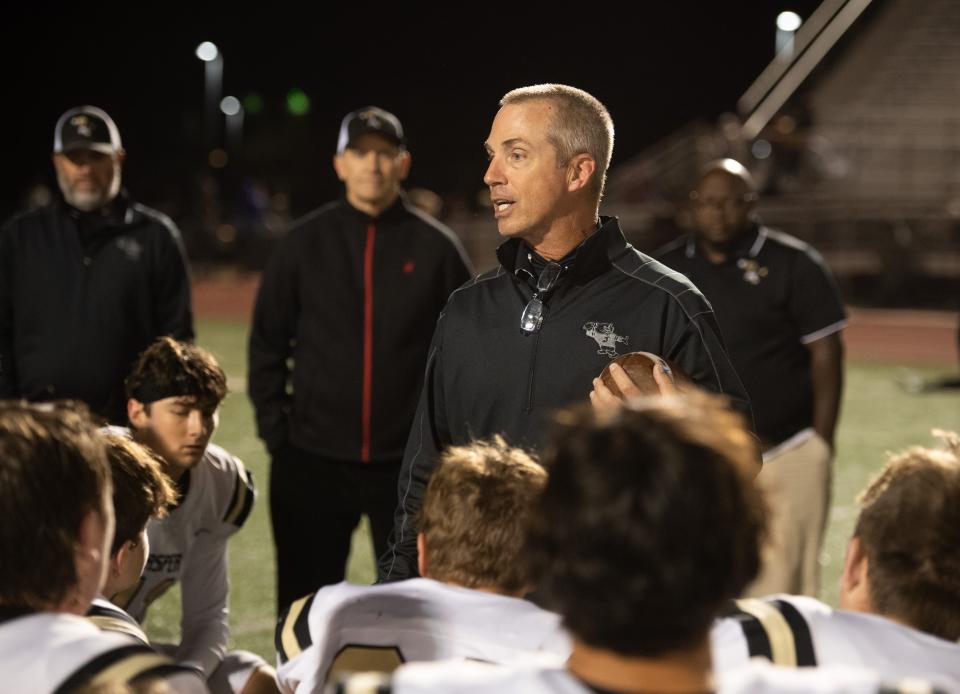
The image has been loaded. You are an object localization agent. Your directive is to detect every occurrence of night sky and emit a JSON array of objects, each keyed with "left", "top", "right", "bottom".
[{"left": 2, "top": 2, "right": 822, "bottom": 222}]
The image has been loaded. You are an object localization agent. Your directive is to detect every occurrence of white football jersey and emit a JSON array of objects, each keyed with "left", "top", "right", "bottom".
[
  {"left": 0, "top": 609, "right": 193, "bottom": 693},
  {"left": 275, "top": 578, "right": 571, "bottom": 694},
  {"left": 107, "top": 428, "right": 256, "bottom": 678},
  {"left": 711, "top": 594, "right": 960, "bottom": 685},
  {"left": 339, "top": 658, "right": 948, "bottom": 694}
]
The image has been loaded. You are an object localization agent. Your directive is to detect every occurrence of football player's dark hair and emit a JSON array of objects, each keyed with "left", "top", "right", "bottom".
[
  {"left": 0, "top": 401, "right": 110, "bottom": 609},
  {"left": 125, "top": 337, "right": 227, "bottom": 413},
  {"left": 525, "top": 393, "right": 767, "bottom": 657},
  {"left": 854, "top": 432, "right": 960, "bottom": 641},
  {"left": 102, "top": 434, "right": 177, "bottom": 557}
]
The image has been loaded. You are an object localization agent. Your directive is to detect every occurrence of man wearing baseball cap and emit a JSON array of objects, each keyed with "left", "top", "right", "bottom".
[
  {"left": 0, "top": 106, "right": 194, "bottom": 423},
  {"left": 249, "top": 106, "right": 473, "bottom": 614}
]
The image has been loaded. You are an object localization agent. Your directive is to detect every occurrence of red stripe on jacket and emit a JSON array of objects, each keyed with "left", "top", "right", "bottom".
[{"left": 361, "top": 223, "right": 376, "bottom": 462}]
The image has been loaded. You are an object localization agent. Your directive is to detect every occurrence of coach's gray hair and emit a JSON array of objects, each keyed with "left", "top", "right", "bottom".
[{"left": 500, "top": 84, "right": 614, "bottom": 204}]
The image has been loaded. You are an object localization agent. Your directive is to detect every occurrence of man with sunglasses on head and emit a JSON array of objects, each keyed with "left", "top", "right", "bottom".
[
  {"left": 0, "top": 106, "right": 194, "bottom": 425},
  {"left": 379, "top": 84, "right": 750, "bottom": 583}
]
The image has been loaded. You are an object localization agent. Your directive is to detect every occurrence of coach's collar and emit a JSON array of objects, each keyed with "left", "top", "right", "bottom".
[{"left": 497, "top": 216, "right": 630, "bottom": 284}]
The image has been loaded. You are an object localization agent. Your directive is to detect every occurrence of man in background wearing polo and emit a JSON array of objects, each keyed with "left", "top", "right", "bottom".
[
  {"left": 248, "top": 106, "right": 472, "bottom": 614},
  {"left": 0, "top": 105, "right": 194, "bottom": 423},
  {"left": 657, "top": 158, "right": 846, "bottom": 596}
]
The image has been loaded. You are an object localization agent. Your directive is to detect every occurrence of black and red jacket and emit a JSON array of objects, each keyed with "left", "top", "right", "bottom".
[{"left": 247, "top": 195, "right": 473, "bottom": 462}]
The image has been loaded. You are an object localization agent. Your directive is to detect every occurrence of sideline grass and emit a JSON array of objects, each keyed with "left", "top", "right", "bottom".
[{"left": 141, "top": 317, "right": 960, "bottom": 663}]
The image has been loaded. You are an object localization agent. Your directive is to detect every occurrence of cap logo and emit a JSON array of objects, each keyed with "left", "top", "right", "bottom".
[{"left": 71, "top": 115, "right": 93, "bottom": 137}]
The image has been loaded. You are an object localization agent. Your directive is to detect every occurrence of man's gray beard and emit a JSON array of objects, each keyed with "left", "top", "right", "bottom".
[{"left": 57, "top": 168, "right": 121, "bottom": 213}]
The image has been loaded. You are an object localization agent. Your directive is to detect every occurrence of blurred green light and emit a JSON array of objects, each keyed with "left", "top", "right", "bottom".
[
  {"left": 243, "top": 93, "right": 264, "bottom": 115},
  {"left": 286, "top": 89, "right": 310, "bottom": 116}
]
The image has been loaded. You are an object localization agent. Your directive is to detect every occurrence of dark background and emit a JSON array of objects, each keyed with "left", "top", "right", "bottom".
[{"left": 1, "top": 2, "right": 820, "bottom": 223}]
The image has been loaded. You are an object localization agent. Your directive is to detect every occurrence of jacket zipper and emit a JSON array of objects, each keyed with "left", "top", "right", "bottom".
[
  {"left": 525, "top": 326, "right": 541, "bottom": 413},
  {"left": 361, "top": 222, "right": 376, "bottom": 462}
]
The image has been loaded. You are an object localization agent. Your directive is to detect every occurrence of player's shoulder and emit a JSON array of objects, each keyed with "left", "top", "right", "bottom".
[
  {"left": 276, "top": 589, "right": 319, "bottom": 665},
  {"left": 87, "top": 597, "right": 150, "bottom": 645},
  {"left": 200, "top": 443, "right": 256, "bottom": 530},
  {"left": 716, "top": 594, "right": 823, "bottom": 668},
  {"left": 0, "top": 612, "right": 176, "bottom": 692},
  {"left": 276, "top": 579, "right": 443, "bottom": 665}
]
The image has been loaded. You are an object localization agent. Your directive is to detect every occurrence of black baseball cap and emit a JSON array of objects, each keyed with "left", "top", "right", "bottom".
[
  {"left": 53, "top": 105, "right": 123, "bottom": 155},
  {"left": 336, "top": 106, "right": 405, "bottom": 153}
]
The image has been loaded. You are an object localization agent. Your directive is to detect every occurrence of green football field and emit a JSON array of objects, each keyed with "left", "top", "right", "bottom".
[{"left": 141, "top": 316, "right": 960, "bottom": 664}]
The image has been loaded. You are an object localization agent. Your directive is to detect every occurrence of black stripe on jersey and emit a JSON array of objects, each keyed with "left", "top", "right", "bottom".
[
  {"left": 724, "top": 602, "right": 774, "bottom": 661},
  {"left": 53, "top": 644, "right": 176, "bottom": 693},
  {"left": 771, "top": 599, "right": 817, "bottom": 666},
  {"left": 275, "top": 592, "right": 316, "bottom": 664},
  {"left": 224, "top": 463, "right": 256, "bottom": 528}
]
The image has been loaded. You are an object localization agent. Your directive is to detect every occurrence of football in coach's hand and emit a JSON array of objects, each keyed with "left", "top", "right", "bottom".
[{"left": 599, "top": 351, "right": 692, "bottom": 398}]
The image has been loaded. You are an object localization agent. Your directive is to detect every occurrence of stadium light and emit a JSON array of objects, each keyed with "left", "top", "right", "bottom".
[
  {"left": 220, "top": 96, "right": 241, "bottom": 117},
  {"left": 776, "top": 11, "right": 802, "bottom": 32},
  {"left": 775, "top": 11, "right": 802, "bottom": 60},
  {"left": 196, "top": 41, "right": 224, "bottom": 155},
  {"left": 195, "top": 41, "right": 220, "bottom": 62}
]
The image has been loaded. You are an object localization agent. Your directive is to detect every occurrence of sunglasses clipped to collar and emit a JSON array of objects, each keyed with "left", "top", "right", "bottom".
[{"left": 520, "top": 261, "right": 563, "bottom": 334}]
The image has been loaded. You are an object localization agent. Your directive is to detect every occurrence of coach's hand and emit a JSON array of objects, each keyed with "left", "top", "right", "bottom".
[{"left": 590, "top": 360, "right": 679, "bottom": 411}]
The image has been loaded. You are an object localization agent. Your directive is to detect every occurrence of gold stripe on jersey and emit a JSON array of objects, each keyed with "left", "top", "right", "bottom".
[
  {"left": 88, "top": 652, "right": 173, "bottom": 687},
  {"left": 329, "top": 645, "right": 404, "bottom": 681},
  {"left": 224, "top": 460, "right": 255, "bottom": 527},
  {"left": 279, "top": 593, "right": 313, "bottom": 662},
  {"left": 734, "top": 598, "right": 798, "bottom": 667},
  {"left": 87, "top": 615, "right": 150, "bottom": 645}
]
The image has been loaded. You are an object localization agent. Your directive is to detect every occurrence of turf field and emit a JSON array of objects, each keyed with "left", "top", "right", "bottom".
[{"left": 142, "top": 316, "right": 960, "bottom": 664}]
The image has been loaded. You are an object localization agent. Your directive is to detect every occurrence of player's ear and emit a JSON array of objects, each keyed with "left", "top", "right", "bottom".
[
  {"left": 110, "top": 541, "right": 128, "bottom": 577},
  {"left": 416, "top": 533, "right": 428, "bottom": 578},
  {"left": 839, "top": 536, "right": 872, "bottom": 613},
  {"left": 67, "top": 508, "right": 109, "bottom": 615},
  {"left": 128, "top": 398, "right": 148, "bottom": 428}
]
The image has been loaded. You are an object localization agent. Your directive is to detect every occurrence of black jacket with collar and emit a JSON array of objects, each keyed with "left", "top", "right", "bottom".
[
  {"left": 247, "top": 195, "right": 473, "bottom": 462},
  {"left": 379, "top": 216, "right": 752, "bottom": 581},
  {"left": 0, "top": 193, "right": 194, "bottom": 423}
]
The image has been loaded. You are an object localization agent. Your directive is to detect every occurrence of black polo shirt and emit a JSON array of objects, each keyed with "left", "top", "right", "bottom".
[{"left": 656, "top": 225, "right": 846, "bottom": 446}]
